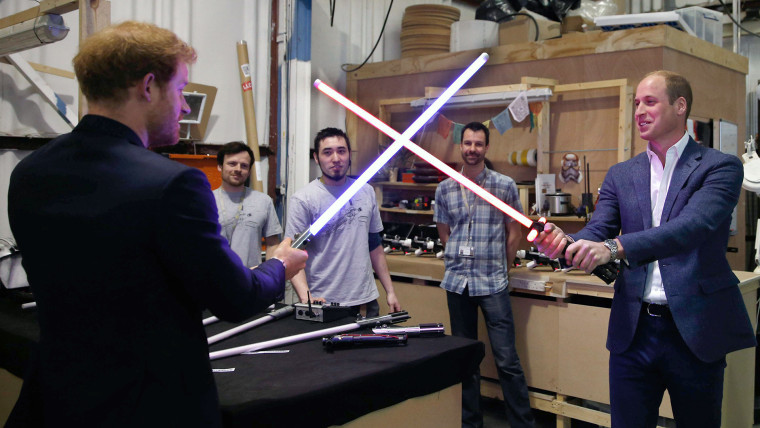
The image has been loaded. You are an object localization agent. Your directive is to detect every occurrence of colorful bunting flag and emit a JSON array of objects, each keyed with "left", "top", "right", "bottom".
[{"left": 492, "top": 108, "right": 513, "bottom": 134}]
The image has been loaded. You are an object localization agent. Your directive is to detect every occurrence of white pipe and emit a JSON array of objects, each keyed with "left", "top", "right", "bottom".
[
  {"left": 209, "top": 322, "right": 358, "bottom": 360},
  {"left": 207, "top": 306, "right": 294, "bottom": 345},
  {"left": 209, "top": 311, "right": 409, "bottom": 360}
]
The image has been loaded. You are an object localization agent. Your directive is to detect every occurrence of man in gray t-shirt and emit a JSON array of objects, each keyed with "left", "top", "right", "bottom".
[
  {"left": 285, "top": 128, "right": 400, "bottom": 316},
  {"left": 214, "top": 142, "right": 282, "bottom": 267}
]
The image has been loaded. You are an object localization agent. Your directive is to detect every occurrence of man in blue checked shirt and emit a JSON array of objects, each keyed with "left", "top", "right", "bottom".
[{"left": 435, "top": 122, "right": 534, "bottom": 428}]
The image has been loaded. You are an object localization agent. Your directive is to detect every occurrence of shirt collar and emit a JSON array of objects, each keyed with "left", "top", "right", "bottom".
[{"left": 646, "top": 131, "right": 689, "bottom": 164}]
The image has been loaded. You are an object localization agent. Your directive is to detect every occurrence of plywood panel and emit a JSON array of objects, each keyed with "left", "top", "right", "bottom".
[
  {"left": 511, "top": 296, "right": 560, "bottom": 392},
  {"left": 351, "top": 32, "right": 748, "bottom": 269},
  {"left": 557, "top": 303, "right": 609, "bottom": 402}
]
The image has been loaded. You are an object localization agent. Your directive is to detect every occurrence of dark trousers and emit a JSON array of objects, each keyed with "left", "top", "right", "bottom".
[
  {"left": 348, "top": 299, "right": 379, "bottom": 318},
  {"left": 447, "top": 287, "right": 534, "bottom": 428},
  {"left": 609, "top": 307, "right": 726, "bottom": 427}
]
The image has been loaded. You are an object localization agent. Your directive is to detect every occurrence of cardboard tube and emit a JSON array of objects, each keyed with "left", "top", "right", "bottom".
[{"left": 236, "top": 40, "right": 264, "bottom": 191}]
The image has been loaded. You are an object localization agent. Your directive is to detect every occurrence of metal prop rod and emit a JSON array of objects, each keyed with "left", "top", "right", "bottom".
[
  {"left": 291, "top": 53, "right": 490, "bottom": 249},
  {"left": 209, "top": 311, "right": 410, "bottom": 360},
  {"left": 317, "top": 82, "right": 619, "bottom": 285},
  {"left": 207, "top": 306, "right": 294, "bottom": 345}
]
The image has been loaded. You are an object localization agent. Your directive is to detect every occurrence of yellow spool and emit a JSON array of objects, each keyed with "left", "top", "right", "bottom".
[{"left": 507, "top": 149, "right": 537, "bottom": 167}]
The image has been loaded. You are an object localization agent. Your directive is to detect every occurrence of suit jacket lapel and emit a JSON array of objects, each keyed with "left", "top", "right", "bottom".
[
  {"left": 632, "top": 154, "right": 652, "bottom": 230},
  {"left": 661, "top": 139, "right": 701, "bottom": 222}
]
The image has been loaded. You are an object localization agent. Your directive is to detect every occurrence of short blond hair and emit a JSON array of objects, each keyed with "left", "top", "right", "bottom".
[{"left": 73, "top": 21, "right": 197, "bottom": 103}]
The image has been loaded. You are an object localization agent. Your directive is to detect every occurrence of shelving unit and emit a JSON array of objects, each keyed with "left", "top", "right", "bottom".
[
  {"left": 373, "top": 181, "right": 538, "bottom": 216},
  {"left": 372, "top": 181, "right": 438, "bottom": 221}
]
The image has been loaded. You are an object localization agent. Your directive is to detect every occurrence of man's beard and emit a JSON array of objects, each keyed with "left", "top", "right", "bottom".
[{"left": 322, "top": 169, "right": 347, "bottom": 181}]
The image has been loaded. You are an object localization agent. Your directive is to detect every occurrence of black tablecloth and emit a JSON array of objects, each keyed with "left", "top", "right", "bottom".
[{"left": 0, "top": 295, "right": 484, "bottom": 427}]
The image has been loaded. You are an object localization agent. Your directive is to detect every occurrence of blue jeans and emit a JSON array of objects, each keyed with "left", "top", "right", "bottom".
[{"left": 447, "top": 287, "right": 534, "bottom": 428}]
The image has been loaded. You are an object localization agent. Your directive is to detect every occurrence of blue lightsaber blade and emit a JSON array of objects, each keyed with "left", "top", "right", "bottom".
[{"left": 291, "top": 52, "right": 489, "bottom": 248}]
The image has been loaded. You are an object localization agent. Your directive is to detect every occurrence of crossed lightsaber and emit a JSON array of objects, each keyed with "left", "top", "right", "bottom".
[
  {"left": 306, "top": 53, "right": 617, "bottom": 284},
  {"left": 209, "top": 53, "right": 617, "bottom": 360}
]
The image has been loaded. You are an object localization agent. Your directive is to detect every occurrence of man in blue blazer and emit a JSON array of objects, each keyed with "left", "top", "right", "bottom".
[
  {"left": 6, "top": 22, "right": 307, "bottom": 427},
  {"left": 533, "top": 70, "right": 756, "bottom": 427}
]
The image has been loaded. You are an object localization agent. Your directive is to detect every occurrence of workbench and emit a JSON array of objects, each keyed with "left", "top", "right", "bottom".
[
  {"left": 0, "top": 295, "right": 485, "bottom": 427},
  {"left": 377, "top": 254, "right": 759, "bottom": 427}
]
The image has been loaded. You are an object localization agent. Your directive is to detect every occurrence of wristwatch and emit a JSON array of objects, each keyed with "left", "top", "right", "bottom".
[{"left": 603, "top": 239, "right": 618, "bottom": 262}]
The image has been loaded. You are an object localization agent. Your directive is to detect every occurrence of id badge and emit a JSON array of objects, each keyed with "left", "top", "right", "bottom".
[{"left": 458, "top": 245, "right": 475, "bottom": 258}]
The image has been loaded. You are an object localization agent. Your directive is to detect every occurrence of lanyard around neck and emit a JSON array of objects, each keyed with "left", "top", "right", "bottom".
[{"left": 459, "top": 167, "right": 487, "bottom": 217}]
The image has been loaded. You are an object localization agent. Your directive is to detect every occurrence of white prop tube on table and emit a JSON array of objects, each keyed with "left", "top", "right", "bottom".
[
  {"left": 207, "top": 305, "right": 294, "bottom": 345},
  {"left": 203, "top": 316, "right": 219, "bottom": 326},
  {"left": 209, "top": 311, "right": 410, "bottom": 361}
]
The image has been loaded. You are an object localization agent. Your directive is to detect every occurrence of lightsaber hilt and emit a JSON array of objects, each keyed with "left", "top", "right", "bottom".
[
  {"left": 292, "top": 230, "right": 312, "bottom": 249},
  {"left": 527, "top": 218, "right": 618, "bottom": 284},
  {"left": 558, "top": 236, "right": 618, "bottom": 284},
  {"left": 356, "top": 311, "right": 410, "bottom": 327},
  {"left": 322, "top": 333, "right": 408, "bottom": 349},
  {"left": 372, "top": 322, "right": 445, "bottom": 337}
]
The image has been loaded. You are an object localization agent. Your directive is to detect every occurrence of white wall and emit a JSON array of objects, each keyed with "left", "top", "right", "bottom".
[{"left": 0, "top": 0, "right": 273, "bottom": 146}]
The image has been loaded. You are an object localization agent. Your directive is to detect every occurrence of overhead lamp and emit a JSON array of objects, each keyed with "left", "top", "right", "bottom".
[{"left": 0, "top": 14, "right": 69, "bottom": 57}]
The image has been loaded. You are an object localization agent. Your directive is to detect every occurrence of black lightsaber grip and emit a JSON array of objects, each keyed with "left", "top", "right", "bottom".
[
  {"left": 528, "top": 220, "right": 618, "bottom": 285},
  {"left": 556, "top": 242, "right": 619, "bottom": 285}
]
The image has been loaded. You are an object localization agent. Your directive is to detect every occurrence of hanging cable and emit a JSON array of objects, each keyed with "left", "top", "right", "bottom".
[
  {"left": 341, "top": 0, "right": 394, "bottom": 73},
  {"left": 715, "top": 0, "right": 760, "bottom": 39}
]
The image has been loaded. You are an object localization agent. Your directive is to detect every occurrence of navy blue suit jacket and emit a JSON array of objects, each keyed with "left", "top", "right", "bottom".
[
  {"left": 7, "top": 115, "right": 285, "bottom": 427},
  {"left": 573, "top": 138, "right": 756, "bottom": 363}
]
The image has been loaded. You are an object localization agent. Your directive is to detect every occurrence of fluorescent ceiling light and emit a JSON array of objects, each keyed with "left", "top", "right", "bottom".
[
  {"left": 0, "top": 14, "right": 69, "bottom": 57},
  {"left": 410, "top": 88, "right": 553, "bottom": 109}
]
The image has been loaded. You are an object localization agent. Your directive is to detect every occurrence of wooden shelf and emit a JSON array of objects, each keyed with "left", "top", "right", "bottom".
[
  {"left": 528, "top": 215, "right": 588, "bottom": 222},
  {"left": 380, "top": 207, "right": 434, "bottom": 215},
  {"left": 372, "top": 181, "right": 440, "bottom": 189}
]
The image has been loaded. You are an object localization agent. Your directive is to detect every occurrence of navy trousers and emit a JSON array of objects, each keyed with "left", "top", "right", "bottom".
[{"left": 609, "top": 307, "right": 726, "bottom": 427}]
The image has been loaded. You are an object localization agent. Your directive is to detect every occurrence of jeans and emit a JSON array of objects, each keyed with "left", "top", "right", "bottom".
[{"left": 447, "top": 287, "right": 534, "bottom": 428}]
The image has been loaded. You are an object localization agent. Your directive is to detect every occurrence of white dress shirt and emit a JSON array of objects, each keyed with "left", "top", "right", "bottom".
[{"left": 642, "top": 132, "right": 690, "bottom": 304}]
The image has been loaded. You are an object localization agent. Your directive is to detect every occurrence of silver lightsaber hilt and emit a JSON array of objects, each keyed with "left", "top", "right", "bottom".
[
  {"left": 292, "top": 230, "right": 313, "bottom": 249},
  {"left": 356, "top": 311, "right": 410, "bottom": 328}
]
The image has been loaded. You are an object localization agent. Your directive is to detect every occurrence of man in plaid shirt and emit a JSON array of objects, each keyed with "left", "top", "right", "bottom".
[{"left": 434, "top": 122, "right": 534, "bottom": 427}]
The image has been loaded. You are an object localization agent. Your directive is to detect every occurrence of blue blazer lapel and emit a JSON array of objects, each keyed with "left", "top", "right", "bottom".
[
  {"left": 633, "top": 154, "right": 652, "bottom": 230},
  {"left": 661, "top": 139, "right": 701, "bottom": 222}
]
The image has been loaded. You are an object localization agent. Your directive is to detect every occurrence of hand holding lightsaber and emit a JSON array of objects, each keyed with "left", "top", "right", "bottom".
[{"left": 531, "top": 222, "right": 619, "bottom": 282}]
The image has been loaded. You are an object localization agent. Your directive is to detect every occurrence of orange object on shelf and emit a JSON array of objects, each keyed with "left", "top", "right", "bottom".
[{"left": 401, "top": 173, "right": 415, "bottom": 183}]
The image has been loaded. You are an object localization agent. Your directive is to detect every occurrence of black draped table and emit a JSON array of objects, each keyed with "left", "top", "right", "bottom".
[{"left": 0, "top": 295, "right": 484, "bottom": 427}]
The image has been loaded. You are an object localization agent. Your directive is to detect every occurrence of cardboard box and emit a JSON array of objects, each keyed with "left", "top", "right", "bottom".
[
  {"left": 499, "top": 14, "right": 561, "bottom": 44},
  {"left": 561, "top": 15, "right": 595, "bottom": 33}
]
